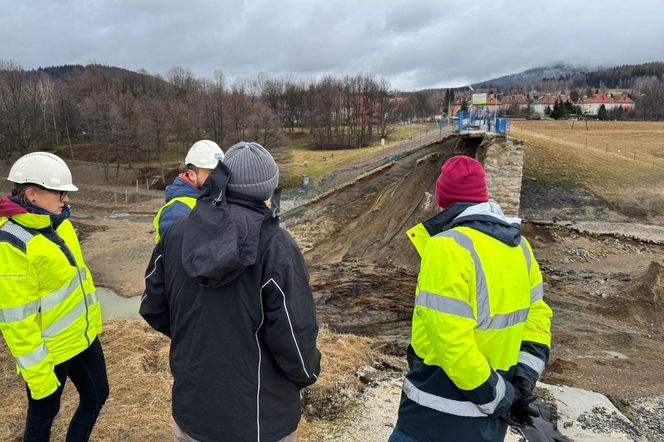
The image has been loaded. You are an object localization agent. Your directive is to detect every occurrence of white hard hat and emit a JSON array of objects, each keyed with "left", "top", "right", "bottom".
[
  {"left": 7, "top": 152, "right": 78, "bottom": 191},
  {"left": 185, "top": 140, "right": 224, "bottom": 169}
]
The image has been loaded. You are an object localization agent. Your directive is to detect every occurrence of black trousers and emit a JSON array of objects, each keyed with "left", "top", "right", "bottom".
[{"left": 24, "top": 337, "right": 109, "bottom": 442}]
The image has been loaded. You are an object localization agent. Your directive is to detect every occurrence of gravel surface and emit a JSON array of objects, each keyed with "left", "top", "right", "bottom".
[
  {"left": 541, "top": 384, "right": 644, "bottom": 442},
  {"left": 629, "top": 396, "right": 664, "bottom": 441},
  {"left": 302, "top": 374, "right": 522, "bottom": 442},
  {"left": 576, "top": 406, "right": 642, "bottom": 441}
]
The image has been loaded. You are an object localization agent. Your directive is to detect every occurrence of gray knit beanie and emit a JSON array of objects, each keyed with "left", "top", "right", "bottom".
[{"left": 224, "top": 141, "right": 279, "bottom": 201}]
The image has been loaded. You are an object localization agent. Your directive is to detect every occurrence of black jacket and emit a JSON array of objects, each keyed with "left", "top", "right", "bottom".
[{"left": 140, "top": 163, "right": 321, "bottom": 442}]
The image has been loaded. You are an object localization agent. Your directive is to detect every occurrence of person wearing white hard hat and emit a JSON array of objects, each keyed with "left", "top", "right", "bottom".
[
  {"left": 153, "top": 140, "right": 224, "bottom": 243},
  {"left": 0, "top": 152, "right": 108, "bottom": 441}
]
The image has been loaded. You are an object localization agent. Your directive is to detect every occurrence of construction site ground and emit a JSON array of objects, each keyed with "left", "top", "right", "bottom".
[{"left": 1, "top": 122, "right": 664, "bottom": 441}]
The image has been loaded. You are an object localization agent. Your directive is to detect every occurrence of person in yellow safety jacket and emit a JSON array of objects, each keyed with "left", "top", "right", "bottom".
[
  {"left": 390, "top": 155, "right": 553, "bottom": 442},
  {"left": 0, "top": 152, "right": 108, "bottom": 442},
  {"left": 153, "top": 140, "right": 225, "bottom": 243}
]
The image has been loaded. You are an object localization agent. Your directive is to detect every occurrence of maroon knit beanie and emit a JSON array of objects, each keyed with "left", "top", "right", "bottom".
[{"left": 435, "top": 155, "right": 489, "bottom": 209}]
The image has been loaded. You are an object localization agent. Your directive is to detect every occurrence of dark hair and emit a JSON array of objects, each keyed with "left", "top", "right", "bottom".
[
  {"left": 11, "top": 183, "right": 48, "bottom": 201},
  {"left": 11, "top": 183, "right": 29, "bottom": 200},
  {"left": 185, "top": 164, "right": 200, "bottom": 173}
]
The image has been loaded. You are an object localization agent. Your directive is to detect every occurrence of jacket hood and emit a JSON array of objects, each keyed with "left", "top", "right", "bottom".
[
  {"left": 180, "top": 163, "right": 279, "bottom": 287},
  {"left": 165, "top": 176, "right": 199, "bottom": 202},
  {"left": 0, "top": 196, "right": 29, "bottom": 217},
  {"left": 422, "top": 201, "right": 522, "bottom": 246}
]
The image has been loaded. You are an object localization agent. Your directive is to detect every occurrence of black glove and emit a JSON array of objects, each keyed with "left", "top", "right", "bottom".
[{"left": 502, "top": 377, "right": 540, "bottom": 427}]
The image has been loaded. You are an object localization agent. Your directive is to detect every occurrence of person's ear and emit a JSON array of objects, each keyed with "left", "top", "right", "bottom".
[{"left": 24, "top": 187, "right": 37, "bottom": 202}]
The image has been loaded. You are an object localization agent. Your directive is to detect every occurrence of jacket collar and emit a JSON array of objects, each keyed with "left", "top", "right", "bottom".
[
  {"left": 165, "top": 175, "right": 199, "bottom": 202},
  {"left": 0, "top": 196, "right": 69, "bottom": 230},
  {"left": 181, "top": 163, "right": 279, "bottom": 287},
  {"left": 409, "top": 202, "right": 522, "bottom": 256}
]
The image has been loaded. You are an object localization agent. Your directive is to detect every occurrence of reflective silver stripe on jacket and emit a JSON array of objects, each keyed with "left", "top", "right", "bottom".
[
  {"left": 41, "top": 267, "right": 88, "bottom": 312},
  {"left": 42, "top": 292, "right": 98, "bottom": 338},
  {"left": 434, "top": 230, "right": 528, "bottom": 330},
  {"left": 476, "top": 374, "right": 507, "bottom": 415},
  {"left": 0, "top": 221, "right": 35, "bottom": 243},
  {"left": 520, "top": 237, "right": 545, "bottom": 304},
  {"left": 16, "top": 342, "right": 49, "bottom": 370},
  {"left": 518, "top": 351, "right": 546, "bottom": 376},
  {"left": 0, "top": 268, "right": 88, "bottom": 323},
  {"left": 0, "top": 301, "right": 39, "bottom": 323},
  {"left": 403, "top": 378, "right": 488, "bottom": 418},
  {"left": 484, "top": 308, "right": 530, "bottom": 330},
  {"left": 530, "top": 283, "right": 544, "bottom": 303},
  {"left": 519, "top": 237, "right": 532, "bottom": 274},
  {"left": 416, "top": 289, "right": 474, "bottom": 319}
]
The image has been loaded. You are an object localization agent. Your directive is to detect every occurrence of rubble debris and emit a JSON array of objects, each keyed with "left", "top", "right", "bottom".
[
  {"left": 576, "top": 406, "right": 641, "bottom": 441},
  {"left": 539, "top": 383, "right": 643, "bottom": 442},
  {"left": 629, "top": 396, "right": 664, "bottom": 441}
]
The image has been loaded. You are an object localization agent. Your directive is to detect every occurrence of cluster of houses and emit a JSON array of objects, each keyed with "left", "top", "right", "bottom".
[{"left": 448, "top": 91, "right": 635, "bottom": 117}]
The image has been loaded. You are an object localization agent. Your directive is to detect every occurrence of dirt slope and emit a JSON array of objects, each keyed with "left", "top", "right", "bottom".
[{"left": 285, "top": 139, "right": 457, "bottom": 266}]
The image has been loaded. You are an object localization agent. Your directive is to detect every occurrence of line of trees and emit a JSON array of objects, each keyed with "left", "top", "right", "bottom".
[
  {"left": 545, "top": 99, "right": 581, "bottom": 120},
  {"left": 1, "top": 61, "right": 436, "bottom": 180}
]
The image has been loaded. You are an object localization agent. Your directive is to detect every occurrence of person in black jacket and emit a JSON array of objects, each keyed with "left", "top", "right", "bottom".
[{"left": 140, "top": 141, "right": 321, "bottom": 442}]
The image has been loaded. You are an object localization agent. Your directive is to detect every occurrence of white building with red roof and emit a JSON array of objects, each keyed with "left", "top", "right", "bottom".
[
  {"left": 530, "top": 94, "right": 568, "bottom": 116},
  {"left": 580, "top": 92, "right": 615, "bottom": 115},
  {"left": 500, "top": 94, "right": 529, "bottom": 112},
  {"left": 614, "top": 93, "right": 635, "bottom": 111}
]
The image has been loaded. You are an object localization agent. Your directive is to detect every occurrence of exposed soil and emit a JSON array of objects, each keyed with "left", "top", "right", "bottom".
[
  {"left": 284, "top": 139, "right": 454, "bottom": 265},
  {"left": 2, "top": 130, "right": 664, "bottom": 439},
  {"left": 282, "top": 136, "right": 664, "bottom": 404},
  {"left": 283, "top": 135, "right": 664, "bottom": 438}
]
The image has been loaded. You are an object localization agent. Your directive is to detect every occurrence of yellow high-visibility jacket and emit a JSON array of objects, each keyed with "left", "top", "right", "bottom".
[
  {"left": 153, "top": 196, "right": 196, "bottom": 244},
  {"left": 0, "top": 211, "right": 102, "bottom": 399},
  {"left": 395, "top": 202, "right": 553, "bottom": 442}
]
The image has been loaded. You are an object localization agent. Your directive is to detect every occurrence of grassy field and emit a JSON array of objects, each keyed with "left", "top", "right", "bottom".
[
  {"left": 512, "top": 121, "right": 664, "bottom": 162},
  {"left": 511, "top": 120, "right": 664, "bottom": 215},
  {"left": 275, "top": 124, "right": 432, "bottom": 188}
]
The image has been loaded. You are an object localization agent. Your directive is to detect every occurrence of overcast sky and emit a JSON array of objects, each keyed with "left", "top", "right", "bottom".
[{"left": 1, "top": 0, "right": 663, "bottom": 91}]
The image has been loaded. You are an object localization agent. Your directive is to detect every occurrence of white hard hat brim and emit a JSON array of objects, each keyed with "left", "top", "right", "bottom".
[
  {"left": 6, "top": 178, "right": 79, "bottom": 192},
  {"left": 57, "top": 183, "right": 79, "bottom": 192}
]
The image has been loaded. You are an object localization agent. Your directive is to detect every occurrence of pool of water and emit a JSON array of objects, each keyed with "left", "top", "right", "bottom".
[
  {"left": 97, "top": 287, "right": 141, "bottom": 321},
  {"left": 104, "top": 212, "right": 155, "bottom": 222}
]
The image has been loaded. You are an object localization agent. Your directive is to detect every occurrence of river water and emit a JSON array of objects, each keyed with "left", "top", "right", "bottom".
[{"left": 97, "top": 287, "right": 141, "bottom": 321}]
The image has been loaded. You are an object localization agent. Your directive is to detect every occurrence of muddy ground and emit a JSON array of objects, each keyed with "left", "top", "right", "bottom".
[
  {"left": 282, "top": 139, "right": 664, "bottom": 438},
  {"left": 1, "top": 137, "right": 664, "bottom": 440}
]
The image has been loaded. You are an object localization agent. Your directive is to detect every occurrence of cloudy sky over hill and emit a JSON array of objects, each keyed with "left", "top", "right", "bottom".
[{"left": 1, "top": 0, "right": 662, "bottom": 90}]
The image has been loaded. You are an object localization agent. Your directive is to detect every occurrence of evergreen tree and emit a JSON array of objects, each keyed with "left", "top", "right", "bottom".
[
  {"left": 570, "top": 89, "right": 580, "bottom": 102},
  {"left": 443, "top": 88, "right": 455, "bottom": 114},
  {"left": 550, "top": 100, "right": 561, "bottom": 119},
  {"left": 598, "top": 104, "right": 608, "bottom": 120}
]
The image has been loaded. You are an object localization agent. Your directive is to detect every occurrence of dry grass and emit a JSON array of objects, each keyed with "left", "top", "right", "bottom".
[
  {"left": 0, "top": 320, "right": 172, "bottom": 442},
  {"left": 512, "top": 120, "right": 664, "bottom": 163},
  {"left": 0, "top": 321, "right": 383, "bottom": 442},
  {"left": 511, "top": 121, "right": 664, "bottom": 216}
]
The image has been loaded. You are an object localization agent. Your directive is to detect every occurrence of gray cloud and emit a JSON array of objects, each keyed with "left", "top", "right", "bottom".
[{"left": 1, "top": 0, "right": 663, "bottom": 90}]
